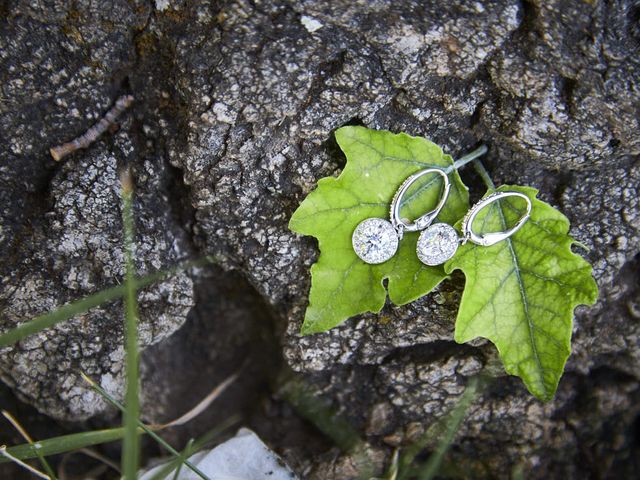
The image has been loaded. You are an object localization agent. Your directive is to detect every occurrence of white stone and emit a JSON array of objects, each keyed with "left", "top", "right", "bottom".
[
  {"left": 416, "top": 223, "right": 459, "bottom": 266},
  {"left": 352, "top": 218, "right": 399, "bottom": 264},
  {"left": 155, "top": 0, "right": 171, "bottom": 11},
  {"left": 301, "top": 15, "right": 323, "bottom": 33},
  {"left": 139, "top": 428, "right": 298, "bottom": 479}
]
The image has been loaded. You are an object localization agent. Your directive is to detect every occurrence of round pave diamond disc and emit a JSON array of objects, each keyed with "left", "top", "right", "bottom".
[
  {"left": 352, "top": 218, "right": 399, "bottom": 264},
  {"left": 416, "top": 223, "right": 460, "bottom": 266}
]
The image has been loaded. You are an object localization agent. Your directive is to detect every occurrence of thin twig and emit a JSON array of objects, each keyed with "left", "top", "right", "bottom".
[
  {"left": 0, "top": 445, "right": 51, "bottom": 480},
  {"left": 2, "top": 410, "right": 56, "bottom": 479},
  {"left": 50, "top": 95, "right": 134, "bottom": 161},
  {"left": 150, "top": 370, "right": 241, "bottom": 429},
  {"left": 79, "top": 448, "right": 121, "bottom": 473}
]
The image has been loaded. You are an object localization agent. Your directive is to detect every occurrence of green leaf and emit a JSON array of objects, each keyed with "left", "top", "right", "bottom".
[
  {"left": 444, "top": 186, "right": 598, "bottom": 401},
  {"left": 289, "top": 126, "right": 469, "bottom": 334}
]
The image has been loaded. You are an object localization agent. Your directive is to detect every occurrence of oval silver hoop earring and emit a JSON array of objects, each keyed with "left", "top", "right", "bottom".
[
  {"left": 416, "top": 191, "right": 532, "bottom": 266},
  {"left": 352, "top": 168, "right": 451, "bottom": 264}
]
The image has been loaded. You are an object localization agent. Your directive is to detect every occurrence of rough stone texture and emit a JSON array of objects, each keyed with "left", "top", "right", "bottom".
[
  {"left": 1, "top": 0, "right": 639, "bottom": 478},
  {"left": 0, "top": 138, "right": 194, "bottom": 419},
  {"left": 0, "top": 0, "right": 194, "bottom": 420},
  {"left": 139, "top": 266, "right": 282, "bottom": 428}
]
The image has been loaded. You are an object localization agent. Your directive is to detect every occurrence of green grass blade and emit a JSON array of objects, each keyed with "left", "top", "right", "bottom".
[
  {"left": 147, "top": 415, "right": 240, "bottom": 480},
  {"left": 277, "top": 371, "right": 376, "bottom": 479},
  {"left": 511, "top": 463, "right": 526, "bottom": 480},
  {"left": 171, "top": 439, "right": 194, "bottom": 480},
  {"left": 121, "top": 170, "right": 140, "bottom": 479},
  {"left": 82, "top": 373, "right": 211, "bottom": 480},
  {"left": 278, "top": 373, "right": 360, "bottom": 452},
  {"left": 0, "top": 260, "right": 206, "bottom": 349},
  {"left": 141, "top": 430, "right": 209, "bottom": 480},
  {"left": 0, "top": 446, "right": 50, "bottom": 479},
  {"left": 0, "top": 428, "right": 127, "bottom": 463},
  {"left": 0, "top": 283, "right": 127, "bottom": 349},
  {"left": 416, "top": 377, "right": 480, "bottom": 480},
  {"left": 33, "top": 448, "right": 57, "bottom": 479}
]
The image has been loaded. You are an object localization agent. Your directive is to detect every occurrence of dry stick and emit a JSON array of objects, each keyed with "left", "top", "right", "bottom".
[
  {"left": 0, "top": 446, "right": 50, "bottom": 480},
  {"left": 78, "top": 448, "right": 121, "bottom": 473},
  {"left": 50, "top": 95, "right": 134, "bottom": 161},
  {"left": 149, "top": 370, "right": 241, "bottom": 429},
  {"left": 81, "top": 370, "right": 240, "bottom": 480},
  {"left": 81, "top": 369, "right": 240, "bottom": 431},
  {"left": 2, "top": 410, "right": 56, "bottom": 479}
]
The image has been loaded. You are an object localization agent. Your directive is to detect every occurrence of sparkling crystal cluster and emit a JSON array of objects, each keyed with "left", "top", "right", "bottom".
[
  {"left": 352, "top": 218, "right": 399, "bottom": 264},
  {"left": 416, "top": 223, "right": 460, "bottom": 266}
]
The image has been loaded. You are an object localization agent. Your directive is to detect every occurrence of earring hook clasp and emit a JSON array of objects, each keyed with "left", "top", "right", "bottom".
[
  {"left": 460, "top": 191, "right": 532, "bottom": 247},
  {"left": 390, "top": 167, "right": 451, "bottom": 238}
]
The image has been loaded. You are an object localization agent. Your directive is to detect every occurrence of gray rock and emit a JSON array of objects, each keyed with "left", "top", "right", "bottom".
[
  {"left": 0, "top": 0, "right": 639, "bottom": 477},
  {"left": 0, "top": 138, "right": 194, "bottom": 420},
  {"left": 0, "top": 1, "right": 194, "bottom": 420}
]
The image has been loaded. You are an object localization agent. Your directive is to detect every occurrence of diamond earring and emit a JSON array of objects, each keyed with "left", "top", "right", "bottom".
[
  {"left": 416, "top": 191, "right": 532, "bottom": 266},
  {"left": 352, "top": 168, "right": 451, "bottom": 264}
]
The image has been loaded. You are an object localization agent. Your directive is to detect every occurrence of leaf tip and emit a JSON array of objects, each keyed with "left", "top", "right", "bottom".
[
  {"left": 334, "top": 125, "right": 360, "bottom": 144},
  {"left": 538, "top": 392, "right": 554, "bottom": 403},
  {"left": 299, "top": 320, "right": 321, "bottom": 336},
  {"left": 528, "top": 382, "right": 556, "bottom": 403},
  {"left": 287, "top": 215, "right": 300, "bottom": 234}
]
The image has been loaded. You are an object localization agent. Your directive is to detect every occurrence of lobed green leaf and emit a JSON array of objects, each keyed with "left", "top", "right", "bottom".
[
  {"left": 289, "top": 126, "right": 469, "bottom": 334},
  {"left": 445, "top": 186, "right": 598, "bottom": 400}
]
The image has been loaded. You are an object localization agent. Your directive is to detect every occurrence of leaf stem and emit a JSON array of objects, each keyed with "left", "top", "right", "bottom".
[
  {"left": 472, "top": 160, "right": 496, "bottom": 190},
  {"left": 452, "top": 145, "right": 488, "bottom": 171}
]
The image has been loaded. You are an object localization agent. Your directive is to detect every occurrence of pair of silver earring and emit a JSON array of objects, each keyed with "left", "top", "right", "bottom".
[{"left": 351, "top": 167, "right": 532, "bottom": 266}]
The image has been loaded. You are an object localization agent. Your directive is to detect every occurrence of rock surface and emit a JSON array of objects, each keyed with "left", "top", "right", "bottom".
[
  {"left": 0, "top": 0, "right": 194, "bottom": 420},
  {"left": 0, "top": 0, "right": 639, "bottom": 478}
]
